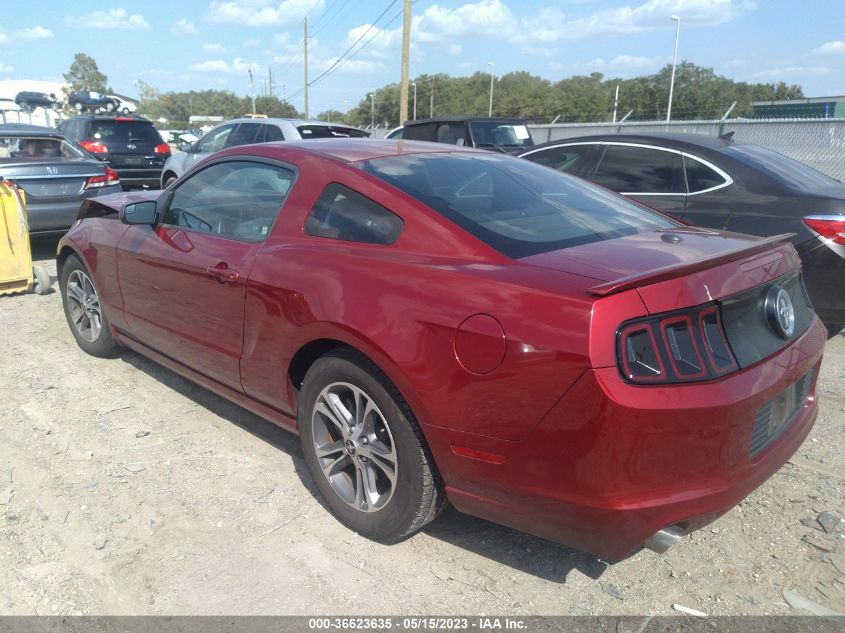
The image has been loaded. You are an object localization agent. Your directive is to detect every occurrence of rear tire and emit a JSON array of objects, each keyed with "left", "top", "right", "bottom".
[
  {"left": 60, "top": 255, "right": 120, "bottom": 358},
  {"left": 298, "top": 349, "right": 445, "bottom": 542},
  {"left": 163, "top": 175, "right": 177, "bottom": 188}
]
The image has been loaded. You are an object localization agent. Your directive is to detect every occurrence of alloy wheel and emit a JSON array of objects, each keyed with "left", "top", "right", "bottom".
[
  {"left": 311, "top": 381, "right": 398, "bottom": 512},
  {"left": 65, "top": 269, "right": 102, "bottom": 342}
]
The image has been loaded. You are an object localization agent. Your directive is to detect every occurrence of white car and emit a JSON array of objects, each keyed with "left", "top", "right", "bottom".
[
  {"left": 160, "top": 117, "right": 369, "bottom": 188},
  {"left": 107, "top": 95, "right": 138, "bottom": 115}
]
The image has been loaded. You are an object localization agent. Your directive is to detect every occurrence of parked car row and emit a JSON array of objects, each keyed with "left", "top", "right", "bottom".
[{"left": 14, "top": 90, "right": 138, "bottom": 114}]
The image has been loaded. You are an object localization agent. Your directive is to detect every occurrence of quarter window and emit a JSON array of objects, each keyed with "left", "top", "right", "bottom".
[
  {"left": 226, "top": 123, "right": 263, "bottom": 147},
  {"left": 592, "top": 145, "right": 684, "bottom": 194},
  {"left": 262, "top": 124, "right": 284, "bottom": 142},
  {"left": 305, "top": 183, "right": 404, "bottom": 245},
  {"left": 160, "top": 160, "right": 294, "bottom": 242},
  {"left": 684, "top": 155, "right": 727, "bottom": 193}
]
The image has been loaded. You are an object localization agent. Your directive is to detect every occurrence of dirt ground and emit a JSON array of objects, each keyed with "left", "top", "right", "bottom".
[{"left": 0, "top": 237, "right": 842, "bottom": 616}]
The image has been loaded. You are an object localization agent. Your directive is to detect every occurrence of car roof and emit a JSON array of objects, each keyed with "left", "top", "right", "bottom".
[
  {"left": 531, "top": 132, "right": 736, "bottom": 153},
  {"left": 218, "top": 117, "right": 366, "bottom": 130},
  {"left": 239, "top": 138, "right": 485, "bottom": 163},
  {"left": 0, "top": 123, "right": 64, "bottom": 138},
  {"left": 406, "top": 116, "right": 529, "bottom": 126}
]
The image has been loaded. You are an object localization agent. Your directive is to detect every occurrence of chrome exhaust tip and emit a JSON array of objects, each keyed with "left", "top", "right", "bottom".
[{"left": 643, "top": 526, "right": 685, "bottom": 554}]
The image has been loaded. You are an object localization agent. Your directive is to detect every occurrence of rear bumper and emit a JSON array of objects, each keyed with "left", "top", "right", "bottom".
[
  {"left": 797, "top": 237, "right": 845, "bottom": 328},
  {"left": 427, "top": 318, "right": 826, "bottom": 560},
  {"left": 106, "top": 164, "right": 165, "bottom": 190}
]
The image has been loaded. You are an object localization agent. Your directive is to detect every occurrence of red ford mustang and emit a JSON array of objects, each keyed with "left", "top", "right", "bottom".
[{"left": 57, "top": 139, "right": 826, "bottom": 560}]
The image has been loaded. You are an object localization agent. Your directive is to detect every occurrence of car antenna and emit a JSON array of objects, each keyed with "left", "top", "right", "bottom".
[{"left": 718, "top": 130, "right": 735, "bottom": 142}]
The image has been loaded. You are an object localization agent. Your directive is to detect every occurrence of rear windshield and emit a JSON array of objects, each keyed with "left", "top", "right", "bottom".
[
  {"left": 91, "top": 121, "right": 163, "bottom": 144},
  {"left": 724, "top": 145, "right": 839, "bottom": 189},
  {"left": 297, "top": 125, "right": 369, "bottom": 139},
  {"left": 469, "top": 121, "right": 534, "bottom": 149},
  {"left": 0, "top": 135, "right": 86, "bottom": 162},
  {"left": 360, "top": 152, "right": 675, "bottom": 258}
]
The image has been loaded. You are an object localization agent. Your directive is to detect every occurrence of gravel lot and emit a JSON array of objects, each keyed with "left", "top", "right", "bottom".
[{"left": 0, "top": 237, "right": 843, "bottom": 616}]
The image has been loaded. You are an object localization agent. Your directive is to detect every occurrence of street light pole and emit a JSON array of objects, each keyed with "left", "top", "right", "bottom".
[
  {"left": 487, "top": 61, "right": 495, "bottom": 117},
  {"left": 248, "top": 69, "right": 256, "bottom": 115},
  {"left": 369, "top": 92, "right": 375, "bottom": 130},
  {"left": 666, "top": 15, "right": 681, "bottom": 123},
  {"left": 411, "top": 82, "right": 417, "bottom": 120}
]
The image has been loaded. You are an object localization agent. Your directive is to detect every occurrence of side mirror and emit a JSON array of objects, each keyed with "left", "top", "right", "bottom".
[
  {"left": 179, "top": 141, "right": 194, "bottom": 153},
  {"left": 121, "top": 201, "right": 157, "bottom": 225}
]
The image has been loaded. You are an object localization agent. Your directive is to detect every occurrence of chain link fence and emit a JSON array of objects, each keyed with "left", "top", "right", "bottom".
[{"left": 528, "top": 118, "right": 845, "bottom": 182}]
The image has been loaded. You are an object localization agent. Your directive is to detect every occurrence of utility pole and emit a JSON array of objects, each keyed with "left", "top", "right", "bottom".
[
  {"left": 612, "top": 83, "right": 619, "bottom": 123},
  {"left": 398, "top": 0, "right": 412, "bottom": 124},
  {"left": 666, "top": 14, "right": 681, "bottom": 123},
  {"left": 304, "top": 17, "right": 309, "bottom": 119},
  {"left": 487, "top": 61, "right": 495, "bottom": 117},
  {"left": 268, "top": 66, "right": 274, "bottom": 97},
  {"left": 248, "top": 69, "right": 256, "bottom": 115},
  {"left": 430, "top": 78, "right": 434, "bottom": 117},
  {"left": 370, "top": 92, "right": 375, "bottom": 129}
]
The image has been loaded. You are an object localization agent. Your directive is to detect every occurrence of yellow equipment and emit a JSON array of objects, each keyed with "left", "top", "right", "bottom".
[{"left": 0, "top": 180, "right": 50, "bottom": 296}]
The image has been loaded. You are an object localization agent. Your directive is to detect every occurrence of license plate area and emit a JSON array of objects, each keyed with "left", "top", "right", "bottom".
[{"left": 750, "top": 367, "right": 815, "bottom": 456}]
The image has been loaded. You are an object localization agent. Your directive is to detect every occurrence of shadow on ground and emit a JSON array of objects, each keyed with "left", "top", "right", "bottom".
[{"left": 113, "top": 348, "right": 612, "bottom": 583}]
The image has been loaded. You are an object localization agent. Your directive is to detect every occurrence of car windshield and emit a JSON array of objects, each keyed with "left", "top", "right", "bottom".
[
  {"left": 469, "top": 122, "right": 534, "bottom": 149},
  {"left": 91, "top": 121, "right": 163, "bottom": 143},
  {"left": 297, "top": 125, "right": 369, "bottom": 139},
  {"left": 724, "top": 145, "right": 840, "bottom": 189},
  {"left": 360, "top": 152, "right": 675, "bottom": 258},
  {"left": 0, "top": 136, "right": 86, "bottom": 162}
]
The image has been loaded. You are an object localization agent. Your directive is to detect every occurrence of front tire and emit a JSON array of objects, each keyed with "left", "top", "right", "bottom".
[
  {"left": 60, "top": 255, "right": 120, "bottom": 358},
  {"left": 298, "top": 349, "right": 445, "bottom": 542}
]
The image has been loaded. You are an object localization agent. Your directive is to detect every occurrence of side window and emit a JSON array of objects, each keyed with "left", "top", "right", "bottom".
[
  {"left": 524, "top": 144, "right": 596, "bottom": 174},
  {"left": 262, "top": 124, "right": 284, "bottom": 142},
  {"left": 196, "top": 125, "right": 236, "bottom": 153},
  {"left": 592, "top": 145, "right": 684, "bottom": 194},
  {"left": 160, "top": 161, "right": 295, "bottom": 242},
  {"left": 403, "top": 123, "right": 436, "bottom": 142},
  {"left": 226, "top": 123, "right": 262, "bottom": 147},
  {"left": 435, "top": 123, "right": 467, "bottom": 146},
  {"left": 305, "top": 183, "right": 403, "bottom": 245},
  {"left": 684, "top": 155, "right": 728, "bottom": 193}
]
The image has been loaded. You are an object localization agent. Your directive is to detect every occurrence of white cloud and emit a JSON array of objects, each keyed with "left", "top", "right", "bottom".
[
  {"left": 202, "top": 42, "right": 226, "bottom": 53},
  {"left": 0, "top": 63, "right": 13, "bottom": 72},
  {"left": 813, "top": 41, "right": 845, "bottom": 55},
  {"left": 207, "top": 0, "right": 324, "bottom": 27},
  {"left": 584, "top": 54, "right": 671, "bottom": 69},
  {"left": 189, "top": 57, "right": 261, "bottom": 74},
  {"left": 16, "top": 26, "right": 53, "bottom": 41},
  {"left": 65, "top": 9, "right": 151, "bottom": 31},
  {"left": 172, "top": 18, "right": 197, "bottom": 35},
  {"left": 752, "top": 66, "right": 832, "bottom": 78},
  {"left": 0, "top": 25, "right": 54, "bottom": 45},
  {"left": 398, "top": 0, "right": 755, "bottom": 48},
  {"left": 448, "top": 44, "right": 462, "bottom": 57}
]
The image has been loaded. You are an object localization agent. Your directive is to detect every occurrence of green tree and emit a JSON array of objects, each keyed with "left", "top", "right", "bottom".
[{"left": 63, "top": 53, "right": 109, "bottom": 94}]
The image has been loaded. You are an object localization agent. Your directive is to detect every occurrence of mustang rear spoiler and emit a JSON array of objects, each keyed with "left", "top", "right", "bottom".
[{"left": 587, "top": 233, "right": 796, "bottom": 297}]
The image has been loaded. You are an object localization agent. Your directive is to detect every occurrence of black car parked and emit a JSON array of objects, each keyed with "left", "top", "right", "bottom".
[
  {"left": 67, "top": 91, "right": 119, "bottom": 112},
  {"left": 0, "top": 124, "right": 122, "bottom": 233},
  {"left": 14, "top": 91, "right": 60, "bottom": 111},
  {"left": 58, "top": 114, "right": 170, "bottom": 190},
  {"left": 399, "top": 116, "right": 535, "bottom": 152},
  {"left": 519, "top": 133, "right": 845, "bottom": 335}
]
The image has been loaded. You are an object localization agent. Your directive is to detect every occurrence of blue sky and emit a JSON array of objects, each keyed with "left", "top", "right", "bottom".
[{"left": 1, "top": 0, "right": 844, "bottom": 115}]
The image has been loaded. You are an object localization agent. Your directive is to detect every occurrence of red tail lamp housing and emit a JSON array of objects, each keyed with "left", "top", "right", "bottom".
[
  {"left": 84, "top": 167, "right": 120, "bottom": 190},
  {"left": 803, "top": 215, "right": 845, "bottom": 246},
  {"left": 154, "top": 143, "right": 171, "bottom": 155},
  {"left": 617, "top": 302, "right": 738, "bottom": 384},
  {"left": 79, "top": 140, "right": 108, "bottom": 156}
]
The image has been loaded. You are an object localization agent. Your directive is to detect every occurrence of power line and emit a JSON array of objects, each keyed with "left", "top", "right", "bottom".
[{"left": 287, "top": 0, "right": 400, "bottom": 102}]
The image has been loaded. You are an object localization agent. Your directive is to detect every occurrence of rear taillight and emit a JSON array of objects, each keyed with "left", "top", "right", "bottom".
[
  {"left": 803, "top": 215, "right": 845, "bottom": 245},
  {"left": 84, "top": 167, "right": 120, "bottom": 190},
  {"left": 617, "top": 302, "right": 738, "bottom": 384},
  {"left": 79, "top": 140, "right": 109, "bottom": 156},
  {"left": 154, "top": 143, "right": 170, "bottom": 155}
]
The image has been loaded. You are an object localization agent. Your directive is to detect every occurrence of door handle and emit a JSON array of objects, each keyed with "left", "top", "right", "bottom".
[{"left": 206, "top": 264, "right": 240, "bottom": 284}]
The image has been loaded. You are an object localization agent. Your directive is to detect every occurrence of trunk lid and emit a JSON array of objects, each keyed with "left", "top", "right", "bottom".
[
  {"left": 0, "top": 159, "right": 104, "bottom": 199},
  {"left": 521, "top": 227, "right": 802, "bottom": 313}
]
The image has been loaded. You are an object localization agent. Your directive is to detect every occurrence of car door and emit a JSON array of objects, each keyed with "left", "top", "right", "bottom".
[
  {"left": 116, "top": 158, "right": 296, "bottom": 390},
  {"left": 588, "top": 143, "right": 687, "bottom": 218}
]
